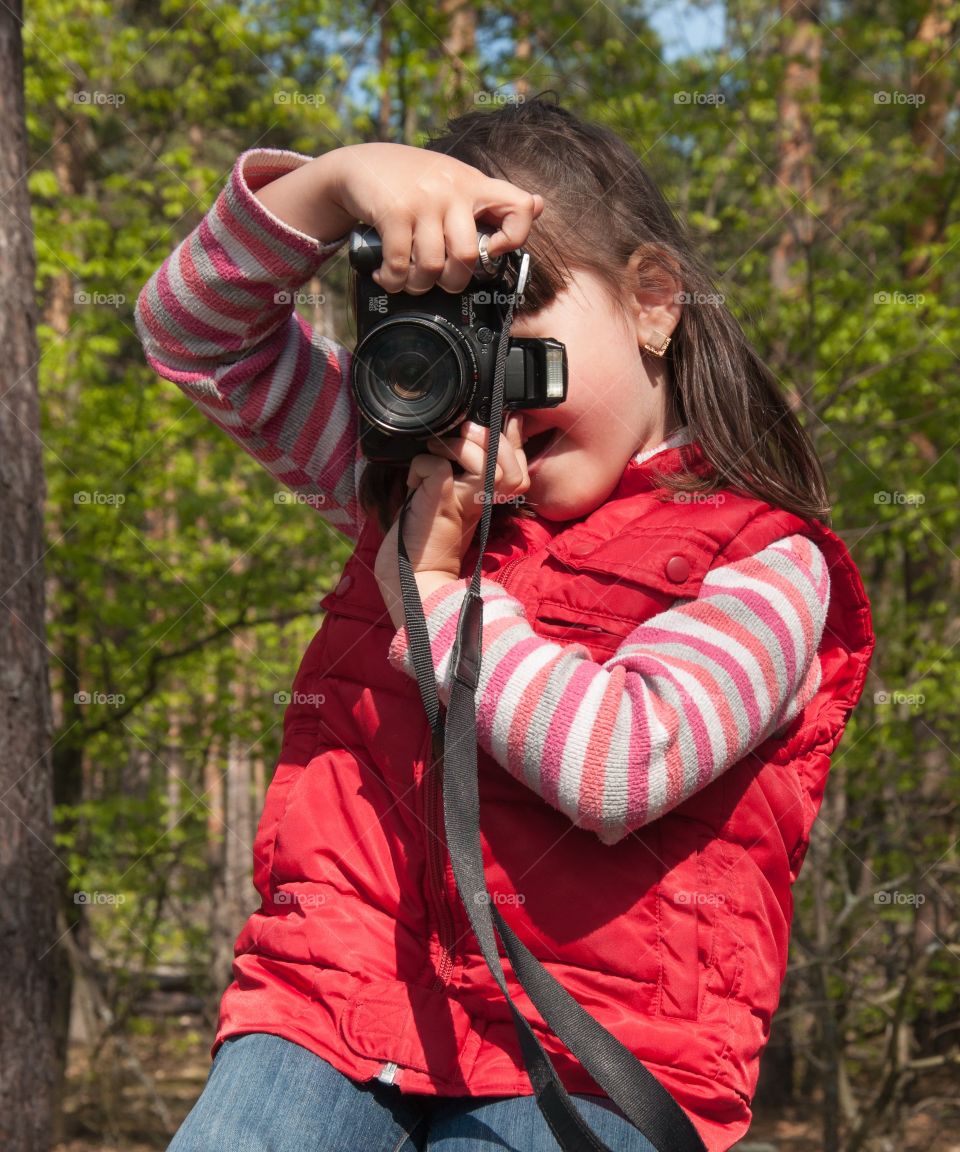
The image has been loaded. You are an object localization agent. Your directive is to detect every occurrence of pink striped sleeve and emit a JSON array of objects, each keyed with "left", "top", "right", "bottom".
[
  {"left": 133, "top": 147, "right": 365, "bottom": 541},
  {"left": 386, "top": 534, "right": 830, "bottom": 846}
]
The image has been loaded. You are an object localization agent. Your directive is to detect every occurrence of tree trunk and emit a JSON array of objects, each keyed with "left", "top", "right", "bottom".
[
  {"left": 771, "top": 0, "right": 821, "bottom": 418},
  {"left": 210, "top": 629, "right": 256, "bottom": 999},
  {"left": 0, "top": 3, "right": 60, "bottom": 1148},
  {"left": 904, "top": 0, "right": 956, "bottom": 283}
]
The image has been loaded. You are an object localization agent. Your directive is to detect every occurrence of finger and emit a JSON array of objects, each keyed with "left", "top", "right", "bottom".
[
  {"left": 473, "top": 179, "right": 541, "bottom": 256},
  {"left": 406, "top": 452, "right": 455, "bottom": 492},
  {"left": 406, "top": 215, "right": 448, "bottom": 295},
  {"left": 427, "top": 435, "right": 504, "bottom": 484},
  {"left": 433, "top": 422, "right": 527, "bottom": 493},
  {"left": 502, "top": 412, "right": 524, "bottom": 451},
  {"left": 437, "top": 204, "right": 482, "bottom": 295},
  {"left": 491, "top": 417, "right": 529, "bottom": 492},
  {"left": 374, "top": 217, "right": 414, "bottom": 293},
  {"left": 501, "top": 413, "right": 530, "bottom": 490}
]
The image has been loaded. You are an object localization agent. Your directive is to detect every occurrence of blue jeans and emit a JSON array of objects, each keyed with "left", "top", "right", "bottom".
[{"left": 167, "top": 1032, "right": 659, "bottom": 1151}]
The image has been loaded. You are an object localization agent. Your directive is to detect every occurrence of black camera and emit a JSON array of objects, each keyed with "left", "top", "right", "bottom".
[{"left": 348, "top": 224, "right": 567, "bottom": 464}]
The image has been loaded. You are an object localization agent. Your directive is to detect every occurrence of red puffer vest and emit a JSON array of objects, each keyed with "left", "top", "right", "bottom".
[{"left": 214, "top": 438, "right": 875, "bottom": 1152}]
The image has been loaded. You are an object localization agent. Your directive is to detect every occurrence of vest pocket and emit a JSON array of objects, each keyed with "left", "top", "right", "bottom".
[
  {"left": 656, "top": 828, "right": 710, "bottom": 1021},
  {"left": 535, "top": 528, "right": 716, "bottom": 652},
  {"left": 531, "top": 614, "right": 625, "bottom": 662}
]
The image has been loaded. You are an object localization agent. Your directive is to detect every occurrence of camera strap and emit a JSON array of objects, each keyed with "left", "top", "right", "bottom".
[{"left": 395, "top": 251, "right": 707, "bottom": 1152}]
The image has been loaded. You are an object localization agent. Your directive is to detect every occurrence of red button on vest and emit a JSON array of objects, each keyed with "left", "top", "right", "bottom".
[
  {"left": 665, "top": 555, "right": 690, "bottom": 582},
  {"left": 336, "top": 573, "right": 353, "bottom": 595}
]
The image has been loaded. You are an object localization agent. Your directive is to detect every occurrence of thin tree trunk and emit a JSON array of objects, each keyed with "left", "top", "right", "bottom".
[
  {"left": 771, "top": 0, "right": 821, "bottom": 419},
  {"left": 210, "top": 629, "right": 255, "bottom": 998},
  {"left": 0, "top": 3, "right": 59, "bottom": 1147},
  {"left": 905, "top": 0, "right": 956, "bottom": 282}
]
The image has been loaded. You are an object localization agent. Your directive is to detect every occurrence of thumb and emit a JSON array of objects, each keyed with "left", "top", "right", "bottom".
[{"left": 475, "top": 179, "right": 543, "bottom": 255}]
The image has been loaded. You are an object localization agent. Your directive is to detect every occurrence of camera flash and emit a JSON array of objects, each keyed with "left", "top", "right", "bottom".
[{"left": 545, "top": 346, "right": 565, "bottom": 400}]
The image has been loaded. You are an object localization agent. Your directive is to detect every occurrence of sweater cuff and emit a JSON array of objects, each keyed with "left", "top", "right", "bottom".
[
  {"left": 233, "top": 147, "right": 352, "bottom": 261},
  {"left": 387, "top": 576, "right": 521, "bottom": 699}
]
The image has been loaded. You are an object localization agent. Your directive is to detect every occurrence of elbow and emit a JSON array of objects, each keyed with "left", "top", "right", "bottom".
[
  {"left": 575, "top": 810, "right": 633, "bottom": 848},
  {"left": 133, "top": 282, "right": 164, "bottom": 366},
  {"left": 594, "top": 825, "right": 630, "bottom": 847}
]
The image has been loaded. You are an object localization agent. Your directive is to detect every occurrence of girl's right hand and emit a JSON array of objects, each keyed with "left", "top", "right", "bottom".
[{"left": 326, "top": 142, "right": 544, "bottom": 296}]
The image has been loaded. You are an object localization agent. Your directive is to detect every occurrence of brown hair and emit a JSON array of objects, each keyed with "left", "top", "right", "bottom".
[{"left": 357, "top": 92, "right": 830, "bottom": 535}]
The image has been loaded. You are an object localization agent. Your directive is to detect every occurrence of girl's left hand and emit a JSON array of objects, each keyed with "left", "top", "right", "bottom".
[{"left": 374, "top": 413, "right": 530, "bottom": 628}]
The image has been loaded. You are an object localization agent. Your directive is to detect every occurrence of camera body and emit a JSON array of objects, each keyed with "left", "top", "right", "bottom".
[{"left": 348, "top": 225, "right": 567, "bottom": 465}]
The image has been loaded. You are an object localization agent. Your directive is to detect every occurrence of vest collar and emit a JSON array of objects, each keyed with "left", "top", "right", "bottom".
[
  {"left": 613, "top": 424, "right": 713, "bottom": 498},
  {"left": 632, "top": 424, "right": 695, "bottom": 466}
]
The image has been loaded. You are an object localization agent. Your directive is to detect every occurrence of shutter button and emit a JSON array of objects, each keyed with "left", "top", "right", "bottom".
[
  {"left": 665, "top": 555, "right": 690, "bottom": 583},
  {"left": 336, "top": 573, "right": 353, "bottom": 595}
]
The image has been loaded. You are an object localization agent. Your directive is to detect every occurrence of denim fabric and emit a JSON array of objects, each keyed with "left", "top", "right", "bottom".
[{"left": 166, "top": 1032, "right": 659, "bottom": 1152}]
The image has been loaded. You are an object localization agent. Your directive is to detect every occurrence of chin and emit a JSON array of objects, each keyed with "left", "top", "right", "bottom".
[
  {"left": 526, "top": 483, "right": 603, "bottom": 523},
  {"left": 526, "top": 462, "right": 620, "bottom": 523}
]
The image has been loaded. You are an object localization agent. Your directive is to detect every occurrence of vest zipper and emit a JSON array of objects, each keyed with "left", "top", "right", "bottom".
[
  {"left": 426, "top": 730, "right": 456, "bottom": 990},
  {"left": 489, "top": 552, "right": 525, "bottom": 594},
  {"left": 376, "top": 1060, "right": 399, "bottom": 1085}
]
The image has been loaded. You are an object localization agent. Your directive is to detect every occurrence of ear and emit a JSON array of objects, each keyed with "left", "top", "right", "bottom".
[{"left": 623, "top": 244, "right": 684, "bottom": 350}]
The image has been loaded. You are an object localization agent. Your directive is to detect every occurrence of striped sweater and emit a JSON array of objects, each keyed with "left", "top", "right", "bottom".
[{"left": 134, "top": 146, "right": 829, "bottom": 847}]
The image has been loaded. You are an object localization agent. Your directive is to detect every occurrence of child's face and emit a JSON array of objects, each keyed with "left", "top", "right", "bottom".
[{"left": 507, "top": 267, "right": 677, "bottom": 523}]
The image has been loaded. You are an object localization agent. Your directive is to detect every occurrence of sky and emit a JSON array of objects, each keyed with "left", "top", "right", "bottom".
[
  {"left": 647, "top": 0, "right": 726, "bottom": 62},
  {"left": 323, "top": 1, "right": 728, "bottom": 112}
]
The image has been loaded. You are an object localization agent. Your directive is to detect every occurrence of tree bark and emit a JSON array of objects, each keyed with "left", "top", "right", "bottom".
[
  {"left": 771, "top": 0, "right": 822, "bottom": 421},
  {"left": 0, "top": 3, "right": 60, "bottom": 1148}
]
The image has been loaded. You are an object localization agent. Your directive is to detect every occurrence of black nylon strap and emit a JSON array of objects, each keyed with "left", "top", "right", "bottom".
[{"left": 395, "top": 250, "right": 708, "bottom": 1152}]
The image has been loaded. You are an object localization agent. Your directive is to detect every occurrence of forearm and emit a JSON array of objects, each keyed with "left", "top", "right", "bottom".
[
  {"left": 386, "top": 536, "right": 830, "bottom": 845},
  {"left": 251, "top": 146, "right": 358, "bottom": 244},
  {"left": 133, "top": 147, "right": 364, "bottom": 539},
  {"left": 381, "top": 571, "right": 456, "bottom": 632}
]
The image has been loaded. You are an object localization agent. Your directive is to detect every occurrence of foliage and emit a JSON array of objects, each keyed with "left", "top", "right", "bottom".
[{"left": 22, "top": 0, "right": 960, "bottom": 1145}]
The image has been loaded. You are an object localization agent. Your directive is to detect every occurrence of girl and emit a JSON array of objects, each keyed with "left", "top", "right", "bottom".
[{"left": 135, "top": 95, "right": 875, "bottom": 1152}]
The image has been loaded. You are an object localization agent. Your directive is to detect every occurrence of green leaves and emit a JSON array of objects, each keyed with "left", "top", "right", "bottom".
[{"left": 23, "top": 2, "right": 960, "bottom": 1130}]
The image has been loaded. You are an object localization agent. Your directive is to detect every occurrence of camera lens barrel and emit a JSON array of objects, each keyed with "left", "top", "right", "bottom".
[{"left": 347, "top": 225, "right": 566, "bottom": 464}]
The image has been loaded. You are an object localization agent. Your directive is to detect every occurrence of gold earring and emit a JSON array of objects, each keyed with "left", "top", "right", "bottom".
[{"left": 642, "top": 329, "right": 671, "bottom": 356}]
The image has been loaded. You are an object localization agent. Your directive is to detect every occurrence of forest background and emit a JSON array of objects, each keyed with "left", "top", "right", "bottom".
[{"left": 1, "top": 0, "right": 958, "bottom": 1149}]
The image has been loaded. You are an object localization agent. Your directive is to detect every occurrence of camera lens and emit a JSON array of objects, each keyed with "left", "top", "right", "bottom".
[
  {"left": 353, "top": 317, "right": 475, "bottom": 435},
  {"left": 384, "top": 343, "right": 438, "bottom": 400}
]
